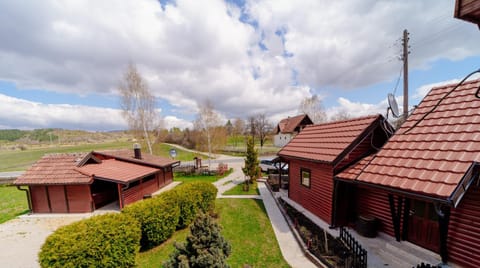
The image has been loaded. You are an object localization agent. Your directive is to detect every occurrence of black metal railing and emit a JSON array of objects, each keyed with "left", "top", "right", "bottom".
[{"left": 339, "top": 227, "right": 367, "bottom": 268}]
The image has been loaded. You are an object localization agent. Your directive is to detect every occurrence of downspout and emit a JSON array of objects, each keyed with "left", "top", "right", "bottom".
[{"left": 16, "top": 186, "right": 32, "bottom": 213}]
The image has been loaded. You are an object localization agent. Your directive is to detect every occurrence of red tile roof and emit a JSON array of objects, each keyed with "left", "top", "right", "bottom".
[
  {"left": 14, "top": 153, "right": 92, "bottom": 185},
  {"left": 278, "top": 115, "right": 384, "bottom": 164},
  {"left": 337, "top": 79, "right": 480, "bottom": 204},
  {"left": 76, "top": 159, "right": 159, "bottom": 183},
  {"left": 276, "top": 114, "right": 313, "bottom": 134},
  {"left": 14, "top": 149, "right": 178, "bottom": 185},
  {"left": 93, "top": 150, "right": 179, "bottom": 168}
]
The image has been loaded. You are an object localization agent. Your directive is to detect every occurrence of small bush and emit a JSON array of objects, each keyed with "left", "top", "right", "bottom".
[
  {"left": 39, "top": 213, "right": 141, "bottom": 268},
  {"left": 164, "top": 212, "right": 231, "bottom": 268},
  {"left": 123, "top": 196, "right": 180, "bottom": 250}
]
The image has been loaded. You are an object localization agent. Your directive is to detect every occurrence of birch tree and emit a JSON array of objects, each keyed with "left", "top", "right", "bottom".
[
  {"left": 298, "top": 95, "right": 327, "bottom": 123},
  {"left": 255, "top": 114, "right": 272, "bottom": 153},
  {"left": 194, "top": 101, "right": 222, "bottom": 168},
  {"left": 118, "top": 63, "right": 158, "bottom": 154}
]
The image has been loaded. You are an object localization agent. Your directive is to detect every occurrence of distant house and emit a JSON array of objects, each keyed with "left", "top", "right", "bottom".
[
  {"left": 274, "top": 114, "right": 313, "bottom": 147},
  {"left": 277, "top": 114, "right": 393, "bottom": 225},
  {"left": 336, "top": 79, "right": 480, "bottom": 267},
  {"left": 14, "top": 146, "right": 179, "bottom": 213}
]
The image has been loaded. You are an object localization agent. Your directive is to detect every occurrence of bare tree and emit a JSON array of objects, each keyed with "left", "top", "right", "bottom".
[
  {"left": 329, "top": 110, "right": 352, "bottom": 122},
  {"left": 247, "top": 116, "right": 257, "bottom": 143},
  {"left": 118, "top": 63, "right": 158, "bottom": 154},
  {"left": 194, "top": 100, "right": 223, "bottom": 168},
  {"left": 255, "top": 114, "right": 272, "bottom": 152},
  {"left": 232, "top": 118, "right": 245, "bottom": 147},
  {"left": 298, "top": 95, "right": 327, "bottom": 123}
]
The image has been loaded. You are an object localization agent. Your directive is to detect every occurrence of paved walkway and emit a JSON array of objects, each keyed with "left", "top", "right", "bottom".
[{"left": 213, "top": 163, "right": 317, "bottom": 268}]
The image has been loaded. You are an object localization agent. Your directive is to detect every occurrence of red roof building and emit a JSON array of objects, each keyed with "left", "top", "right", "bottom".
[
  {"left": 336, "top": 79, "right": 480, "bottom": 266},
  {"left": 278, "top": 114, "right": 393, "bottom": 225},
  {"left": 274, "top": 114, "right": 313, "bottom": 147},
  {"left": 14, "top": 147, "right": 179, "bottom": 213}
]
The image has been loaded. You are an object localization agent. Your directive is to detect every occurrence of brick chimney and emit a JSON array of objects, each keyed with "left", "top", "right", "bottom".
[{"left": 133, "top": 143, "right": 142, "bottom": 159}]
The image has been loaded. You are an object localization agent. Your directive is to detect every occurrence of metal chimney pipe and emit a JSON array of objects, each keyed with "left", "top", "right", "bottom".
[{"left": 133, "top": 143, "right": 142, "bottom": 159}]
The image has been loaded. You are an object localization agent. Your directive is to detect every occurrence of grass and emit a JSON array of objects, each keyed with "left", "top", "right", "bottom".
[
  {"left": 136, "top": 199, "right": 289, "bottom": 268},
  {"left": 223, "top": 182, "right": 260, "bottom": 195},
  {"left": 136, "top": 228, "right": 189, "bottom": 267},
  {"left": 0, "top": 185, "right": 29, "bottom": 223},
  {"left": 151, "top": 143, "right": 202, "bottom": 161},
  {"left": 174, "top": 168, "right": 233, "bottom": 183},
  {"left": 0, "top": 142, "right": 197, "bottom": 172}
]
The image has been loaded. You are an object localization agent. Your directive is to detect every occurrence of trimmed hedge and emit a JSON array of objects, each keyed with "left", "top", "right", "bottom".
[
  {"left": 157, "top": 182, "right": 218, "bottom": 230},
  {"left": 123, "top": 195, "right": 180, "bottom": 250},
  {"left": 39, "top": 213, "right": 141, "bottom": 268},
  {"left": 181, "top": 182, "right": 218, "bottom": 213}
]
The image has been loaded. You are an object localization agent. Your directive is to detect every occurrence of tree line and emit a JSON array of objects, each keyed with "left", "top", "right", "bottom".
[{"left": 117, "top": 63, "right": 356, "bottom": 155}]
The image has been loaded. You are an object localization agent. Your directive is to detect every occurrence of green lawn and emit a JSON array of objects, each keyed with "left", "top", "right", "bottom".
[
  {"left": 223, "top": 182, "right": 260, "bottom": 195},
  {"left": 151, "top": 143, "right": 201, "bottom": 161},
  {"left": 137, "top": 199, "right": 290, "bottom": 268},
  {"left": 0, "top": 185, "right": 29, "bottom": 223},
  {"left": 174, "top": 169, "right": 233, "bottom": 183},
  {"left": 136, "top": 228, "right": 189, "bottom": 267}
]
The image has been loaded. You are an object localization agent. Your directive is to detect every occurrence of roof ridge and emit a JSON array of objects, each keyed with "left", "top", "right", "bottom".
[{"left": 311, "top": 114, "right": 380, "bottom": 127}]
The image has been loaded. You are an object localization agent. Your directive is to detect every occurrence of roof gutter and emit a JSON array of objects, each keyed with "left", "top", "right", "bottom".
[{"left": 16, "top": 186, "right": 32, "bottom": 213}]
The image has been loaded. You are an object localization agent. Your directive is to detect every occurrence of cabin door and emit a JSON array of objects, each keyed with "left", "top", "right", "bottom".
[{"left": 407, "top": 200, "right": 440, "bottom": 253}]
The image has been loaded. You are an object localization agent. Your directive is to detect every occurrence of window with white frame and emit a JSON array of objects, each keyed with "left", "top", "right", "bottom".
[{"left": 301, "top": 168, "right": 311, "bottom": 188}]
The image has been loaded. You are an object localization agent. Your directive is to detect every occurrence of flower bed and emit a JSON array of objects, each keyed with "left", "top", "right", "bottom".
[{"left": 279, "top": 198, "right": 356, "bottom": 268}]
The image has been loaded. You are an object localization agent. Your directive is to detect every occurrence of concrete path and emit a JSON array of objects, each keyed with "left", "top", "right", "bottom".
[
  {"left": 257, "top": 183, "right": 317, "bottom": 268},
  {"left": 212, "top": 162, "right": 317, "bottom": 268}
]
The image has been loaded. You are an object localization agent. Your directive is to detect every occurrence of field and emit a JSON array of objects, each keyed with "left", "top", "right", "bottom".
[
  {"left": 0, "top": 141, "right": 201, "bottom": 172},
  {"left": 137, "top": 199, "right": 289, "bottom": 267}
]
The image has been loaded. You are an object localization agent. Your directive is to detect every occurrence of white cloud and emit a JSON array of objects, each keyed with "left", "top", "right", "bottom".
[
  {"left": 327, "top": 97, "right": 389, "bottom": 119},
  {"left": 0, "top": 0, "right": 479, "bottom": 130},
  {"left": 0, "top": 94, "right": 127, "bottom": 131},
  {"left": 163, "top": 115, "right": 193, "bottom": 130}
]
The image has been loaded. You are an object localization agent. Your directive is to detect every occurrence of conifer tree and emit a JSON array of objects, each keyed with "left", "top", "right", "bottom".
[
  {"left": 164, "top": 213, "right": 231, "bottom": 268},
  {"left": 242, "top": 136, "right": 260, "bottom": 191}
]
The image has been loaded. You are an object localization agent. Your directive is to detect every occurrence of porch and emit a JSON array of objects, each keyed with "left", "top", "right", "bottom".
[{"left": 273, "top": 189, "right": 444, "bottom": 268}]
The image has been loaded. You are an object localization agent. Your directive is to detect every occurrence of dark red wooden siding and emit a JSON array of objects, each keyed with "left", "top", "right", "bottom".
[
  {"left": 448, "top": 185, "right": 480, "bottom": 267},
  {"left": 66, "top": 185, "right": 93, "bottom": 212},
  {"left": 122, "top": 174, "right": 161, "bottom": 207},
  {"left": 30, "top": 186, "right": 49, "bottom": 213},
  {"left": 164, "top": 168, "right": 173, "bottom": 184},
  {"left": 48, "top": 185, "right": 68, "bottom": 213},
  {"left": 289, "top": 159, "right": 333, "bottom": 224},
  {"left": 355, "top": 186, "right": 395, "bottom": 237}
]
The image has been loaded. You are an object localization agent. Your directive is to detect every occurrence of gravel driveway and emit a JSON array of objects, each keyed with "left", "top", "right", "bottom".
[{"left": 0, "top": 205, "right": 118, "bottom": 268}]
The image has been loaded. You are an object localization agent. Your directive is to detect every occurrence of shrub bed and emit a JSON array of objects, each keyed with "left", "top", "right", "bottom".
[
  {"left": 39, "top": 213, "right": 141, "bottom": 268},
  {"left": 123, "top": 195, "right": 180, "bottom": 250}
]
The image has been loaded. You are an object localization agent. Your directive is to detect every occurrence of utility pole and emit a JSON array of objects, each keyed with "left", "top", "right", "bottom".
[{"left": 402, "top": 29, "right": 409, "bottom": 119}]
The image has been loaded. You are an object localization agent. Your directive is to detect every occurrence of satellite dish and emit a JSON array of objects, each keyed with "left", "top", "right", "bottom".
[{"left": 387, "top": 93, "right": 400, "bottom": 118}]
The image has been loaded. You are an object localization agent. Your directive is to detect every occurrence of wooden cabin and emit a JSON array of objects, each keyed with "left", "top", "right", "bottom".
[
  {"left": 336, "top": 79, "right": 480, "bottom": 267},
  {"left": 278, "top": 114, "right": 393, "bottom": 225},
  {"left": 14, "top": 146, "right": 179, "bottom": 213}
]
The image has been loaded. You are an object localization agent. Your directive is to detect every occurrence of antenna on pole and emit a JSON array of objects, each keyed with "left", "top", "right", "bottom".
[{"left": 402, "top": 29, "right": 410, "bottom": 119}]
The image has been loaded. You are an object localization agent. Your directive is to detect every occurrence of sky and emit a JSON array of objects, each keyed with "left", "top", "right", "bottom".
[{"left": 0, "top": 0, "right": 479, "bottom": 131}]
